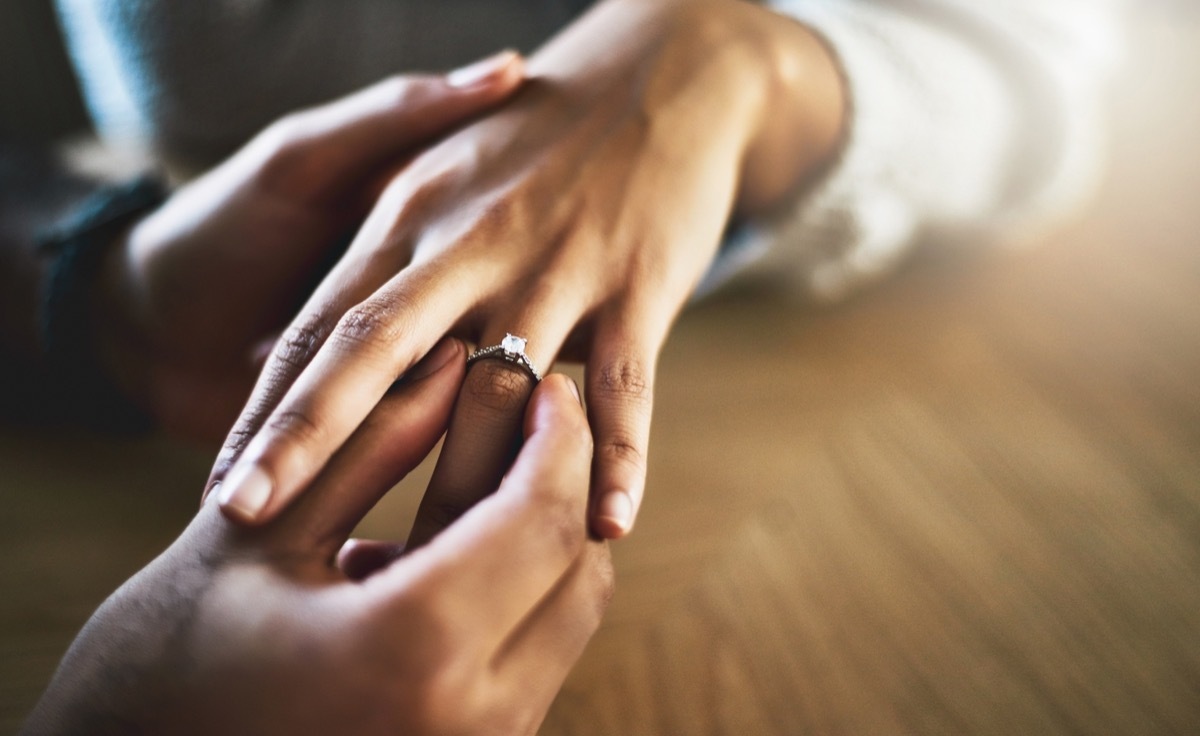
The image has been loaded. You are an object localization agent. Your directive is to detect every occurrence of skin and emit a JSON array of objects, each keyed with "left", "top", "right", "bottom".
[
  {"left": 22, "top": 355, "right": 613, "bottom": 736},
  {"left": 208, "top": 0, "right": 847, "bottom": 540},
  {"left": 90, "top": 52, "right": 527, "bottom": 440},
  {"left": 14, "top": 4, "right": 842, "bottom": 730}
]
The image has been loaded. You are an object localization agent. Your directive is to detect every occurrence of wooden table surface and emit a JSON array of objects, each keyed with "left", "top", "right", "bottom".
[{"left": 3, "top": 11, "right": 1198, "bottom": 736}]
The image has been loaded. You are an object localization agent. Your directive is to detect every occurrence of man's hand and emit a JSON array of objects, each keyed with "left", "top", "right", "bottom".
[
  {"left": 93, "top": 52, "right": 525, "bottom": 441},
  {"left": 22, "top": 346, "right": 611, "bottom": 736}
]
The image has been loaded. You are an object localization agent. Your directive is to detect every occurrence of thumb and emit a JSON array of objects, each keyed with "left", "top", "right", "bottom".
[
  {"left": 252, "top": 50, "right": 525, "bottom": 204},
  {"left": 337, "top": 539, "right": 406, "bottom": 580}
]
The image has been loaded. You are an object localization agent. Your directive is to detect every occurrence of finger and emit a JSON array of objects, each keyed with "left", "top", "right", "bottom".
[
  {"left": 205, "top": 174, "right": 457, "bottom": 506},
  {"left": 337, "top": 539, "right": 407, "bottom": 581},
  {"left": 203, "top": 53, "right": 522, "bottom": 492},
  {"left": 272, "top": 337, "right": 465, "bottom": 555},
  {"left": 493, "top": 541, "right": 614, "bottom": 712},
  {"left": 372, "top": 375, "right": 594, "bottom": 646},
  {"left": 586, "top": 305, "right": 668, "bottom": 539},
  {"left": 215, "top": 263, "right": 478, "bottom": 525},
  {"left": 405, "top": 303, "right": 582, "bottom": 550},
  {"left": 255, "top": 50, "right": 525, "bottom": 206}
]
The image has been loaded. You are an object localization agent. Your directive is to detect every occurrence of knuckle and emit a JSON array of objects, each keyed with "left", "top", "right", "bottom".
[
  {"left": 264, "top": 408, "right": 324, "bottom": 448},
  {"left": 216, "top": 424, "right": 254, "bottom": 467},
  {"left": 215, "top": 387, "right": 287, "bottom": 470},
  {"left": 258, "top": 114, "right": 307, "bottom": 152},
  {"left": 476, "top": 192, "right": 524, "bottom": 235},
  {"left": 594, "top": 356, "right": 653, "bottom": 406},
  {"left": 464, "top": 359, "right": 533, "bottom": 413},
  {"left": 379, "top": 75, "right": 431, "bottom": 113},
  {"left": 330, "top": 293, "right": 413, "bottom": 358},
  {"left": 253, "top": 115, "right": 314, "bottom": 178},
  {"left": 600, "top": 432, "right": 645, "bottom": 472},
  {"left": 274, "top": 314, "right": 333, "bottom": 372},
  {"left": 386, "top": 165, "right": 456, "bottom": 227},
  {"left": 335, "top": 301, "right": 390, "bottom": 348}
]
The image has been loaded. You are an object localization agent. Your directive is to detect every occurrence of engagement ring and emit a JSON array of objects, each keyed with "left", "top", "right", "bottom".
[{"left": 466, "top": 333, "right": 542, "bottom": 382}]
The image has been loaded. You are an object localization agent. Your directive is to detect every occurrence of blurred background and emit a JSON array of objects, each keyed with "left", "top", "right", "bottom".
[{"left": 2, "top": 2, "right": 1199, "bottom": 734}]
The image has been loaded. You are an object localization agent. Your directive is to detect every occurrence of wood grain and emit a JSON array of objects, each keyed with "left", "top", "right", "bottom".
[{"left": 2, "top": 11, "right": 1198, "bottom": 736}]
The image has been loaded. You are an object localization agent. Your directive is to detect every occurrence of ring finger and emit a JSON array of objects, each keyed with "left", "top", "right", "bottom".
[{"left": 406, "top": 300, "right": 584, "bottom": 549}]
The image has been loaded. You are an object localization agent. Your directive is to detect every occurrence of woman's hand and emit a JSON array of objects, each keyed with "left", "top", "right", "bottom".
[
  {"left": 93, "top": 52, "right": 525, "bottom": 441},
  {"left": 210, "top": 0, "right": 845, "bottom": 537},
  {"left": 22, "top": 351, "right": 611, "bottom": 736}
]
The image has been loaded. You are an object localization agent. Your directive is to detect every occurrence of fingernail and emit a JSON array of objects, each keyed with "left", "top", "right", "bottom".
[
  {"left": 447, "top": 50, "right": 517, "bottom": 88},
  {"left": 597, "top": 491, "right": 633, "bottom": 535},
  {"left": 217, "top": 463, "right": 273, "bottom": 521},
  {"left": 202, "top": 481, "right": 221, "bottom": 508},
  {"left": 408, "top": 338, "right": 461, "bottom": 381},
  {"left": 566, "top": 377, "right": 583, "bottom": 406}
]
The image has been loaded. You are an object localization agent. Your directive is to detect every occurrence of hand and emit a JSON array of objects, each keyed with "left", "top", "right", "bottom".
[
  {"left": 94, "top": 51, "right": 525, "bottom": 441},
  {"left": 209, "top": 0, "right": 845, "bottom": 537},
  {"left": 22, "top": 349, "right": 611, "bottom": 736}
]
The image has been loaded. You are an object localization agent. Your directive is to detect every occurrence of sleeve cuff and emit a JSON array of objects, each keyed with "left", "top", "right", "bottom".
[{"left": 700, "top": 0, "right": 1117, "bottom": 301}]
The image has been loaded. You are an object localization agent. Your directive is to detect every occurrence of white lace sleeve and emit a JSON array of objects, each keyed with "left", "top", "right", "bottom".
[{"left": 700, "top": 0, "right": 1124, "bottom": 300}]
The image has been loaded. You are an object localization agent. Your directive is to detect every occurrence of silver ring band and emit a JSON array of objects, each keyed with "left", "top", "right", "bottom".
[{"left": 467, "top": 333, "right": 542, "bottom": 382}]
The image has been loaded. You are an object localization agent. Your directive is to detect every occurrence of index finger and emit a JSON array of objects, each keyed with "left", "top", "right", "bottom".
[
  {"left": 268, "top": 338, "right": 466, "bottom": 558},
  {"left": 213, "top": 258, "right": 478, "bottom": 523}
]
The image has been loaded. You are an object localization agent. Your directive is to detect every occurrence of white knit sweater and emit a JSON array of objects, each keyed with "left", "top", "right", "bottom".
[
  {"left": 55, "top": 0, "right": 1125, "bottom": 299},
  {"left": 724, "top": 0, "right": 1125, "bottom": 298}
]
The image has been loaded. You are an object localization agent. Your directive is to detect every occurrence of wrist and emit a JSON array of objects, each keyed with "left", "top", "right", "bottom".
[
  {"left": 728, "top": 2, "right": 848, "bottom": 216},
  {"left": 615, "top": 0, "right": 846, "bottom": 216}
]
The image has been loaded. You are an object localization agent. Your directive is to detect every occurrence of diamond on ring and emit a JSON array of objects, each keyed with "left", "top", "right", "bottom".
[
  {"left": 467, "top": 333, "right": 542, "bottom": 382},
  {"left": 501, "top": 333, "right": 527, "bottom": 356}
]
